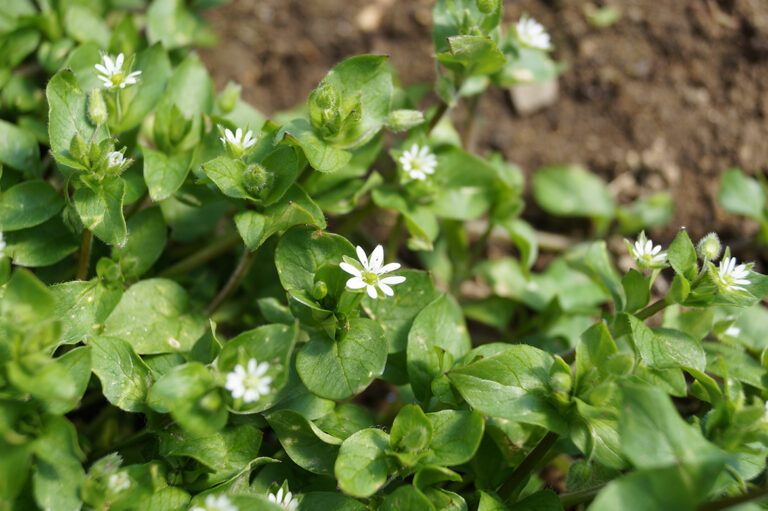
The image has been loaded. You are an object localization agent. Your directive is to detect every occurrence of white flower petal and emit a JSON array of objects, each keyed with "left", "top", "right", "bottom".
[
  {"left": 369, "top": 245, "right": 384, "bottom": 271},
  {"left": 378, "top": 283, "right": 394, "bottom": 296},
  {"left": 380, "top": 275, "right": 406, "bottom": 285},
  {"left": 340, "top": 262, "right": 362, "bottom": 277},
  {"left": 355, "top": 246, "right": 369, "bottom": 268},
  {"left": 346, "top": 277, "right": 367, "bottom": 289},
  {"left": 366, "top": 285, "right": 378, "bottom": 299},
  {"left": 379, "top": 262, "right": 401, "bottom": 273}
]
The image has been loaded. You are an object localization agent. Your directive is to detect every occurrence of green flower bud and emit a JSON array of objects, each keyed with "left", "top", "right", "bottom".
[
  {"left": 89, "top": 88, "right": 108, "bottom": 125},
  {"left": 312, "top": 81, "right": 339, "bottom": 110},
  {"left": 386, "top": 109, "right": 425, "bottom": 132},
  {"left": 70, "top": 133, "right": 89, "bottom": 164},
  {"left": 96, "top": 257, "right": 123, "bottom": 282},
  {"left": 199, "top": 390, "right": 222, "bottom": 411},
  {"left": 168, "top": 104, "right": 192, "bottom": 146},
  {"left": 697, "top": 232, "right": 722, "bottom": 261},
  {"left": 476, "top": 0, "right": 498, "bottom": 14},
  {"left": 548, "top": 355, "right": 572, "bottom": 394},
  {"left": 218, "top": 81, "right": 242, "bottom": 114},
  {"left": 242, "top": 163, "right": 273, "bottom": 198},
  {"left": 312, "top": 280, "right": 328, "bottom": 301}
]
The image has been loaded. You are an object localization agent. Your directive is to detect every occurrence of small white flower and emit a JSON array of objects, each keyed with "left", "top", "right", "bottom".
[
  {"left": 515, "top": 14, "right": 552, "bottom": 51},
  {"left": 219, "top": 127, "right": 257, "bottom": 155},
  {"left": 715, "top": 256, "right": 751, "bottom": 293},
  {"left": 725, "top": 326, "right": 741, "bottom": 337},
  {"left": 107, "top": 472, "right": 130, "bottom": 493},
  {"left": 340, "top": 245, "right": 406, "bottom": 299},
  {"left": 224, "top": 358, "right": 272, "bottom": 403},
  {"left": 107, "top": 151, "right": 125, "bottom": 168},
  {"left": 268, "top": 487, "right": 299, "bottom": 511},
  {"left": 627, "top": 236, "right": 667, "bottom": 269},
  {"left": 94, "top": 53, "right": 141, "bottom": 90},
  {"left": 191, "top": 494, "right": 238, "bottom": 511},
  {"left": 398, "top": 143, "right": 437, "bottom": 181}
]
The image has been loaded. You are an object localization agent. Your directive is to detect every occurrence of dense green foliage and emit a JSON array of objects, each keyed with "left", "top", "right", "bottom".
[{"left": 2, "top": 1, "right": 768, "bottom": 510}]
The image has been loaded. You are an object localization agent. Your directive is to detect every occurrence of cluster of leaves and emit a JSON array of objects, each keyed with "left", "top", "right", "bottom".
[
  {"left": 719, "top": 168, "right": 768, "bottom": 244},
  {"left": 2, "top": 1, "right": 768, "bottom": 511}
]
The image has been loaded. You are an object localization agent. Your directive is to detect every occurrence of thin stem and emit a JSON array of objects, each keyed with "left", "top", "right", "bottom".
[
  {"left": 498, "top": 431, "right": 560, "bottom": 501},
  {"left": 205, "top": 248, "right": 258, "bottom": 316},
  {"left": 157, "top": 230, "right": 241, "bottom": 278},
  {"left": 386, "top": 214, "right": 404, "bottom": 262},
  {"left": 77, "top": 229, "right": 93, "bottom": 280},
  {"left": 636, "top": 297, "right": 668, "bottom": 320},
  {"left": 559, "top": 484, "right": 605, "bottom": 508},
  {"left": 698, "top": 487, "right": 768, "bottom": 511},
  {"left": 336, "top": 201, "right": 375, "bottom": 237},
  {"left": 115, "top": 89, "right": 122, "bottom": 123},
  {"left": 462, "top": 94, "right": 481, "bottom": 151},
  {"left": 427, "top": 101, "right": 450, "bottom": 134}
]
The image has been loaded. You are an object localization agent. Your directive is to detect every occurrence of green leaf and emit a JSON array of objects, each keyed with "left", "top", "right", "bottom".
[
  {"left": 0, "top": 180, "right": 63, "bottom": 231},
  {"left": 74, "top": 178, "right": 128, "bottom": 246},
  {"left": 278, "top": 118, "right": 352, "bottom": 173},
  {"left": 477, "top": 491, "right": 509, "bottom": 511},
  {"left": 203, "top": 156, "right": 250, "bottom": 199},
  {"left": 235, "top": 185, "right": 326, "bottom": 251},
  {"left": 47, "top": 347, "right": 92, "bottom": 414},
  {"left": 433, "top": 0, "right": 502, "bottom": 53},
  {"left": 431, "top": 147, "right": 500, "bottom": 221},
  {"left": 0, "top": 118, "right": 40, "bottom": 175},
  {"left": 297, "top": 318, "right": 387, "bottom": 400},
  {"left": 362, "top": 270, "right": 439, "bottom": 353},
  {"left": 621, "top": 269, "right": 649, "bottom": 313},
  {"left": 261, "top": 146, "right": 306, "bottom": 206},
  {"left": 103, "top": 278, "right": 206, "bottom": 354},
  {"left": 514, "top": 489, "right": 563, "bottom": 510},
  {"left": 90, "top": 335, "right": 153, "bottom": 412},
  {"left": 589, "top": 466, "right": 697, "bottom": 511},
  {"left": 267, "top": 409, "right": 341, "bottom": 476},
  {"left": 407, "top": 294, "right": 471, "bottom": 402},
  {"left": 216, "top": 323, "right": 298, "bottom": 411},
  {"left": 63, "top": 4, "right": 110, "bottom": 46},
  {"left": 371, "top": 186, "right": 438, "bottom": 250},
  {"left": 618, "top": 384, "right": 725, "bottom": 489},
  {"left": 391, "top": 404, "right": 433, "bottom": 453},
  {"left": 46, "top": 70, "right": 105, "bottom": 161},
  {"left": 436, "top": 35, "right": 506, "bottom": 77},
  {"left": 448, "top": 345, "right": 566, "bottom": 432},
  {"left": 532, "top": 165, "right": 614, "bottom": 219},
  {"left": 149, "top": 362, "right": 228, "bottom": 436},
  {"left": 719, "top": 168, "right": 765, "bottom": 219},
  {"left": 668, "top": 229, "right": 697, "bottom": 280},
  {"left": 159, "top": 425, "right": 262, "bottom": 488},
  {"left": 51, "top": 280, "right": 122, "bottom": 345},
  {"left": 423, "top": 409, "right": 484, "bottom": 466},
  {"left": 4, "top": 216, "right": 79, "bottom": 267},
  {"left": 275, "top": 225, "right": 355, "bottom": 294},
  {"left": 380, "top": 486, "right": 436, "bottom": 511},
  {"left": 298, "top": 493, "right": 368, "bottom": 511},
  {"left": 143, "top": 147, "right": 193, "bottom": 201},
  {"left": 625, "top": 314, "right": 706, "bottom": 371},
  {"left": 32, "top": 416, "right": 86, "bottom": 511},
  {"left": 616, "top": 192, "right": 674, "bottom": 233},
  {"left": 159, "top": 53, "right": 214, "bottom": 116},
  {"left": 334, "top": 428, "right": 391, "bottom": 498},
  {"left": 112, "top": 206, "right": 167, "bottom": 278},
  {"left": 147, "top": 0, "right": 215, "bottom": 50}
]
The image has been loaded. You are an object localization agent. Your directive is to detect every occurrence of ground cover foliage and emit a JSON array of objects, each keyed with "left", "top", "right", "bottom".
[{"left": 2, "top": 0, "right": 768, "bottom": 510}]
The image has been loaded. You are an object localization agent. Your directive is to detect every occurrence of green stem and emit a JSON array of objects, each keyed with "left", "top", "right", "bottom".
[
  {"left": 158, "top": 230, "right": 241, "bottom": 278},
  {"left": 461, "top": 94, "right": 481, "bottom": 150},
  {"left": 77, "top": 229, "right": 93, "bottom": 280},
  {"left": 559, "top": 484, "right": 605, "bottom": 508},
  {"left": 115, "top": 89, "right": 122, "bottom": 123},
  {"left": 698, "top": 487, "right": 768, "bottom": 511},
  {"left": 427, "top": 101, "right": 449, "bottom": 134},
  {"left": 205, "top": 248, "right": 258, "bottom": 316},
  {"left": 336, "top": 201, "right": 375, "bottom": 237},
  {"left": 636, "top": 297, "right": 669, "bottom": 320},
  {"left": 498, "top": 431, "right": 559, "bottom": 501},
  {"left": 386, "top": 214, "right": 404, "bottom": 262}
]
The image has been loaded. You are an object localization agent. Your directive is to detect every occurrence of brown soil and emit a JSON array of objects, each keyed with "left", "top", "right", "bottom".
[{"left": 199, "top": 0, "right": 768, "bottom": 247}]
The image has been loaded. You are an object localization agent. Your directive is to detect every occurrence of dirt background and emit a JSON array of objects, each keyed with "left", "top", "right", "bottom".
[{"left": 199, "top": 0, "right": 768, "bottom": 249}]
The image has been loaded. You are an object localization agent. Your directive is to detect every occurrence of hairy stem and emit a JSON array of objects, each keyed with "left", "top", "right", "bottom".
[
  {"left": 498, "top": 431, "right": 559, "bottom": 501},
  {"left": 77, "top": 229, "right": 93, "bottom": 280},
  {"left": 636, "top": 297, "right": 669, "bottom": 320},
  {"left": 205, "top": 248, "right": 258, "bottom": 316},
  {"left": 158, "top": 230, "right": 241, "bottom": 278},
  {"left": 428, "top": 101, "right": 450, "bottom": 133}
]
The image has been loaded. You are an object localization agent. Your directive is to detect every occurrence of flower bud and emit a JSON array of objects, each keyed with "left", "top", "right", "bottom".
[
  {"left": 241, "top": 163, "right": 273, "bottom": 197},
  {"left": 548, "top": 355, "right": 572, "bottom": 394},
  {"left": 312, "top": 81, "right": 339, "bottom": 110},
  {"left": 199, "top": 390, "right": 222, "bottom": 411},
  {"left": 96, "top": 257, "right": 123, "bottom": 282},
  {"left": 312, "top": 280, "right": 328, "bottom": 301},
  {"left": 697, "top": 232, "right": 722, "bottom": 261},
  {"left": 70, "top": 133, "right": 89, "bottom": 163},
  {"left": 218, "top": 81, "right": 242, "bottom": 114},
  {"left": 386, "top": 109, "right": 425, "bottom": 132},
  {"left": 476, "top": 0, "right": 498, "bottom": 14},
  {"left": 89, "top": 88, "right": 108, "bottom": 125}
]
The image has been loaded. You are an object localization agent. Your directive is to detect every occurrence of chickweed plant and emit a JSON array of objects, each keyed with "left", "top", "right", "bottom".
[{"left": 1, "top": 1, "right": 768, "bottom": 510}]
